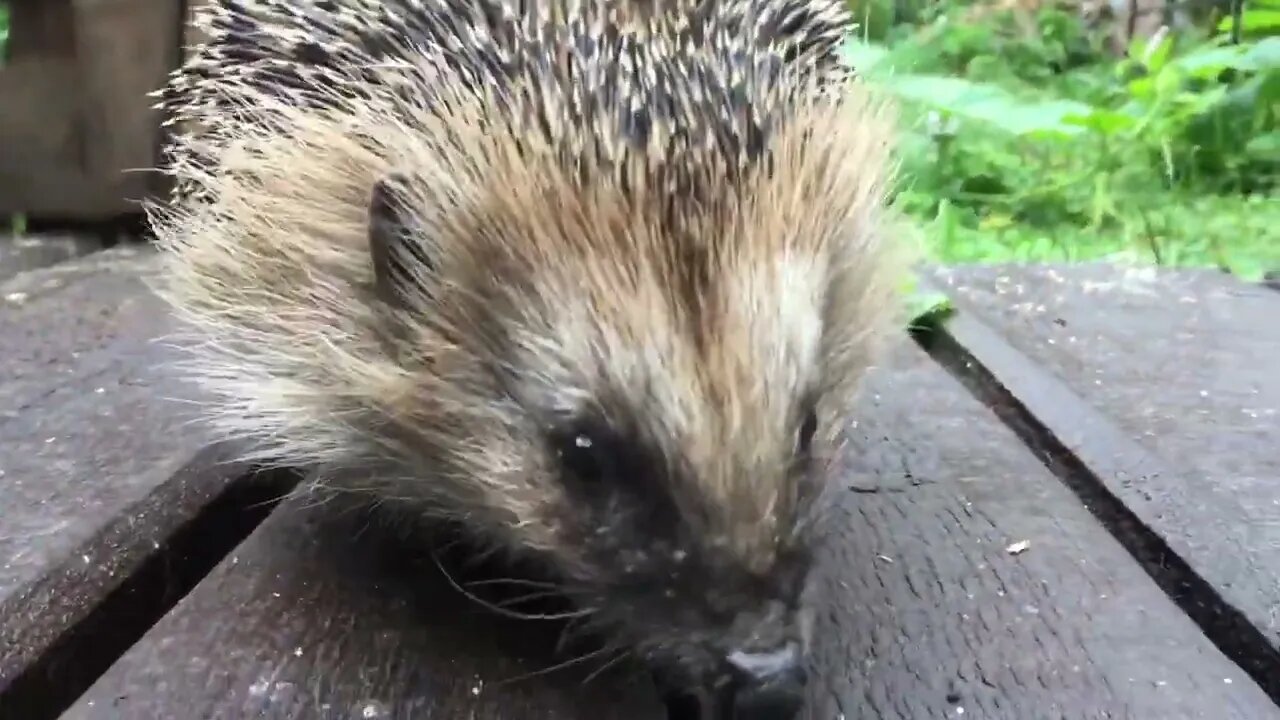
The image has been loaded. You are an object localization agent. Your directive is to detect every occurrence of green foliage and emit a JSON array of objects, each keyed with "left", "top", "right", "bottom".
[
  {"left": 1218, "top": 0, "right": 1280, "bottom": 38},
  {"left": 0, "top": 3, "right": 8, "bottom": 62},
  {"left": 848, "top": 0, "right": 1280, "bottom": 279},
  {"left": 901, "top": 272, "right": 956, "bottom": 332}
]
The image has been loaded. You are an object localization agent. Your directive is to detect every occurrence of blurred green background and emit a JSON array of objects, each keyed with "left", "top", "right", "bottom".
[
  {"left": 0, "top": 0, "right": 1275, "bottom": 278},
  {"left": 843, "top": 0, "right": 1278, "bottom": 279}
]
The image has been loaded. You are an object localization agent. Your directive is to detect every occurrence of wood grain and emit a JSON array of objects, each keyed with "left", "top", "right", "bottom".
[
  {"left": 60, "top": 492, "right": 669, "bottom": 720},
  {"left": 0, "top": 0, "right": 181, "bottom": 219},
  {"left": 806, "top": 339, "right": 1277, "bottom": 719},
  {"left": 923, "top": 263, "right": 1280, "bottom": 687},
  {"left": 72, "top": 0, "right": 184, "bottom": 207},
  {"left": 0, "top": 247, "right": 281, "bottom": 718},
  {"left": 0, "top": 234, "right": 104, "bottom": 285},
  {"left": 62, "top": 338, "right": 1279, "bottom": 719}
]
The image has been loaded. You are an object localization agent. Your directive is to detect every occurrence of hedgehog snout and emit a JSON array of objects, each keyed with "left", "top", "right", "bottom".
[
  {"left": 723, "top": 641, "right": 807, "bottom": 720},
  {"left": 714, "top": 600, "right": 810, "bottom": 720},
  {"left": 657, "top": 636, "right": 809, "bottom": 720}
]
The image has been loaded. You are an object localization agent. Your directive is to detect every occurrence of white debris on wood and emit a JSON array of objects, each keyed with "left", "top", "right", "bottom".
[{"left": 1005, "top": 540, "right": 1031, "bottom": 555}]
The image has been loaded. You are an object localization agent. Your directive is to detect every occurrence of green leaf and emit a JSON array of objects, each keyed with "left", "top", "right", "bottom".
[
  {"left": 873, "top": 73, "right": 1094, "bottom": 136},
  {"left": 1217, "top": 9, "right": 1280, "bottom": 34},
  {"left": 1172, "top": 43, "right": 1248, "bottom": 75},
  {"left": 841, "top": 38, "right": 887, "bottom": 67},
  {"left": 1244, "top": 131, "right": 1280, "bottom": 160},
  {"left": 1133, "top": 30, "right": 1175, "bottom": 71},
  {"left": 1176, "top": 37, "right": 1280, "bottom": 74},
  {"left": 1242, "top": 37, "right": 1280, "bottom": 70},
  {"left": 901, "top": 275, "right": 956, "bottom": 332},
  {"left": 1063, "top": 108, "right": 1137, "bottom": 133}
]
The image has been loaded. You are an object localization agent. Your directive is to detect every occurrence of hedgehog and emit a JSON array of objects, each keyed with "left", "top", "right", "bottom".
[{"left": 146, "top": 0, "right": 911, "bottom": 716}]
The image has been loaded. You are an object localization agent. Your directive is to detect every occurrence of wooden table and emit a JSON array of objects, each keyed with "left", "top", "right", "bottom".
[{"left": 2, "top": 246, "right": 1277, "bottom": 719}]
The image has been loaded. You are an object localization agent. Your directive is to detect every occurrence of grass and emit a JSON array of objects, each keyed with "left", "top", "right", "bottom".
[{"left": 848, "top": 0, "right": 1280, "bottom": 280}]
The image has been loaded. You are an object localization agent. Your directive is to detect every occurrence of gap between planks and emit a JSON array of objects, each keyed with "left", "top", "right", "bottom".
[
  {"left": 0, "top": 462, "right": 300, "bottom": 720},
  {"left": 909, "top": 277, "right": 1280, "bottom": 707}
]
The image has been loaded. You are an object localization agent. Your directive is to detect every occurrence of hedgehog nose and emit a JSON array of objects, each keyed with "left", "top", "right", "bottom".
[{"left": 723, "top": 643, "right": 807, "bottom": 720}]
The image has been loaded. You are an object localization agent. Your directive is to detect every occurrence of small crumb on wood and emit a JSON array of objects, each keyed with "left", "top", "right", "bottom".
[{"left": 1005, "top": 540, "right": 1031, "bottom": 555}]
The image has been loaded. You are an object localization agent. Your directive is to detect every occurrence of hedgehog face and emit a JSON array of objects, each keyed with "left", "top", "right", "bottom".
[
  {"left": 529, "top": 374, "right": 824, "bottom": 710},
  {"left": 492, "top": 220, "right": 831, "bottom": 715},
  {"left": 152, "top": 0, "right": 902, "bottom": 712},
  {"left": 354, "top": 79, "right": 905, "bottom": 715},
  {"left": 363, "top": 120, "right": 902, "bottom": 715}
]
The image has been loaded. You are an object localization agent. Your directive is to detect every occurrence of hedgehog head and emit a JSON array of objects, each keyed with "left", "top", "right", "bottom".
[
  {"left": 358, "top": 75, "right": 905, "bottom": 712},
  {"left": 151, "top": 0, "right": 910, "bottom": 714}
]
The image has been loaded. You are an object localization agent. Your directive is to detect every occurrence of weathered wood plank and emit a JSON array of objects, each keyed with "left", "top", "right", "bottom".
[
  {"left": 808, "top": 340, "right": 1277, "bottom": 719},
  {"left": 72, "top": 0, "right": 184, "bottom": 206},
  {"left": 922, "top": 263, "right": 1280, "bottom": 692},
  {"left": 0, "top": 247, "right": 290, "bottom": 718},
  {"left": 0, "top": 59, "right": 93, "bottom": 217},
  {"left": 0, "top": 0, "right": 181, "bottom": 219},
  {"left": 0, "top": 234, "right": 104, "bottom": 285},
  {"left": 63, "top": 339, "right": 1279, "bottom": 719},
  {"left": 60, "top": 494, "right": 668, "bottom": 720},
  {"left": 6, "top": 0, "right": 76, "bottom": 58},
  {"left": 0, "top": 56, "right": 138, "bottom": 218}
]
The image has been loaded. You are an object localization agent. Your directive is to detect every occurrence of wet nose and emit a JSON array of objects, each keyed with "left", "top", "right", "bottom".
[{"left": 724, "top": 643, "right": 807, "bottom": 720}]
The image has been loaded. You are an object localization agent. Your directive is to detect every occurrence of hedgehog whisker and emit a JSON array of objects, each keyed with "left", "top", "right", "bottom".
[
  {"left": 464, "top": 577, "right": 564, "bottom": 590},
  {"left": 494, "top": 589, "right": 579, "bottom": 608},
  {"left": 492, "top": 642, "right": 619, "bottom": 687},
  {"left": 554, "top": 611, "right": 605, "bottom": 655},
  {"left": 581, "top": 647, "right": 633, "bottom": 686},
  {"left": 432, "top": 549, "right": 599, "bottom": 621}
]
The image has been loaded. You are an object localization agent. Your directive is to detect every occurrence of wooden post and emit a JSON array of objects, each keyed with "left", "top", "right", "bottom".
[{"left": 0, "top": 0, "right": 185, "bottom": 221}]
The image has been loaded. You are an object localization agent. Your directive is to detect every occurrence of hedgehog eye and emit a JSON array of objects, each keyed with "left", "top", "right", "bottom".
[
  {"left": 797, "top": 407, "right": 819, "bottom": 455},
  {"left": 555, "top": 430, "right": 612, "bottom": 485}
]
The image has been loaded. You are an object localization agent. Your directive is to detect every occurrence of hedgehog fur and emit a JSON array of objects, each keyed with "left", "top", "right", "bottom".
[{"left": 147, "top": 0, "right": 913, "bottom": 695}]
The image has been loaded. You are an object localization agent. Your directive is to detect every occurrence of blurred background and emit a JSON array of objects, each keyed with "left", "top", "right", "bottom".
[
  {"left": 0, "top": 0, "right": 1276, "bottom": 280},
  {"left": 844, "top": 0, "right": 1278, "bottom": 280}
]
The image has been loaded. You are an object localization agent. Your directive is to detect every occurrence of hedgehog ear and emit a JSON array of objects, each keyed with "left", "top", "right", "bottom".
[{"left": 369, "top": 172, "right": 434, "bottom": 309}]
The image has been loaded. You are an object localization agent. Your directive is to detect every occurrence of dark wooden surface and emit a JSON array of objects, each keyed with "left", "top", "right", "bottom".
[
  {"left": 59, "top": 493, "right": 668, "bottom": 720},
  {"left": 0, "top": 0, "right": 180, "bottom": 219},
  {"left": 1, "top": 251, "right": 1277, "bottom": 719},
  {"left": 923, "top": 264, "right": 1280, "bottom": 677},
  {"left": 59, "top": 339, "right": 1279, "bottom": 719},
  {"left": 0, "top": 247, "right": 284, "bottom": 718},
  {"left": 806, "top": 341, "right": 1276, "bottom": 719},
  {"left": 71, "top": 0, "right": 185, "bottom": 210},
  {"left": 0, "top": 234, "right": 104, "bottom": 285}
]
